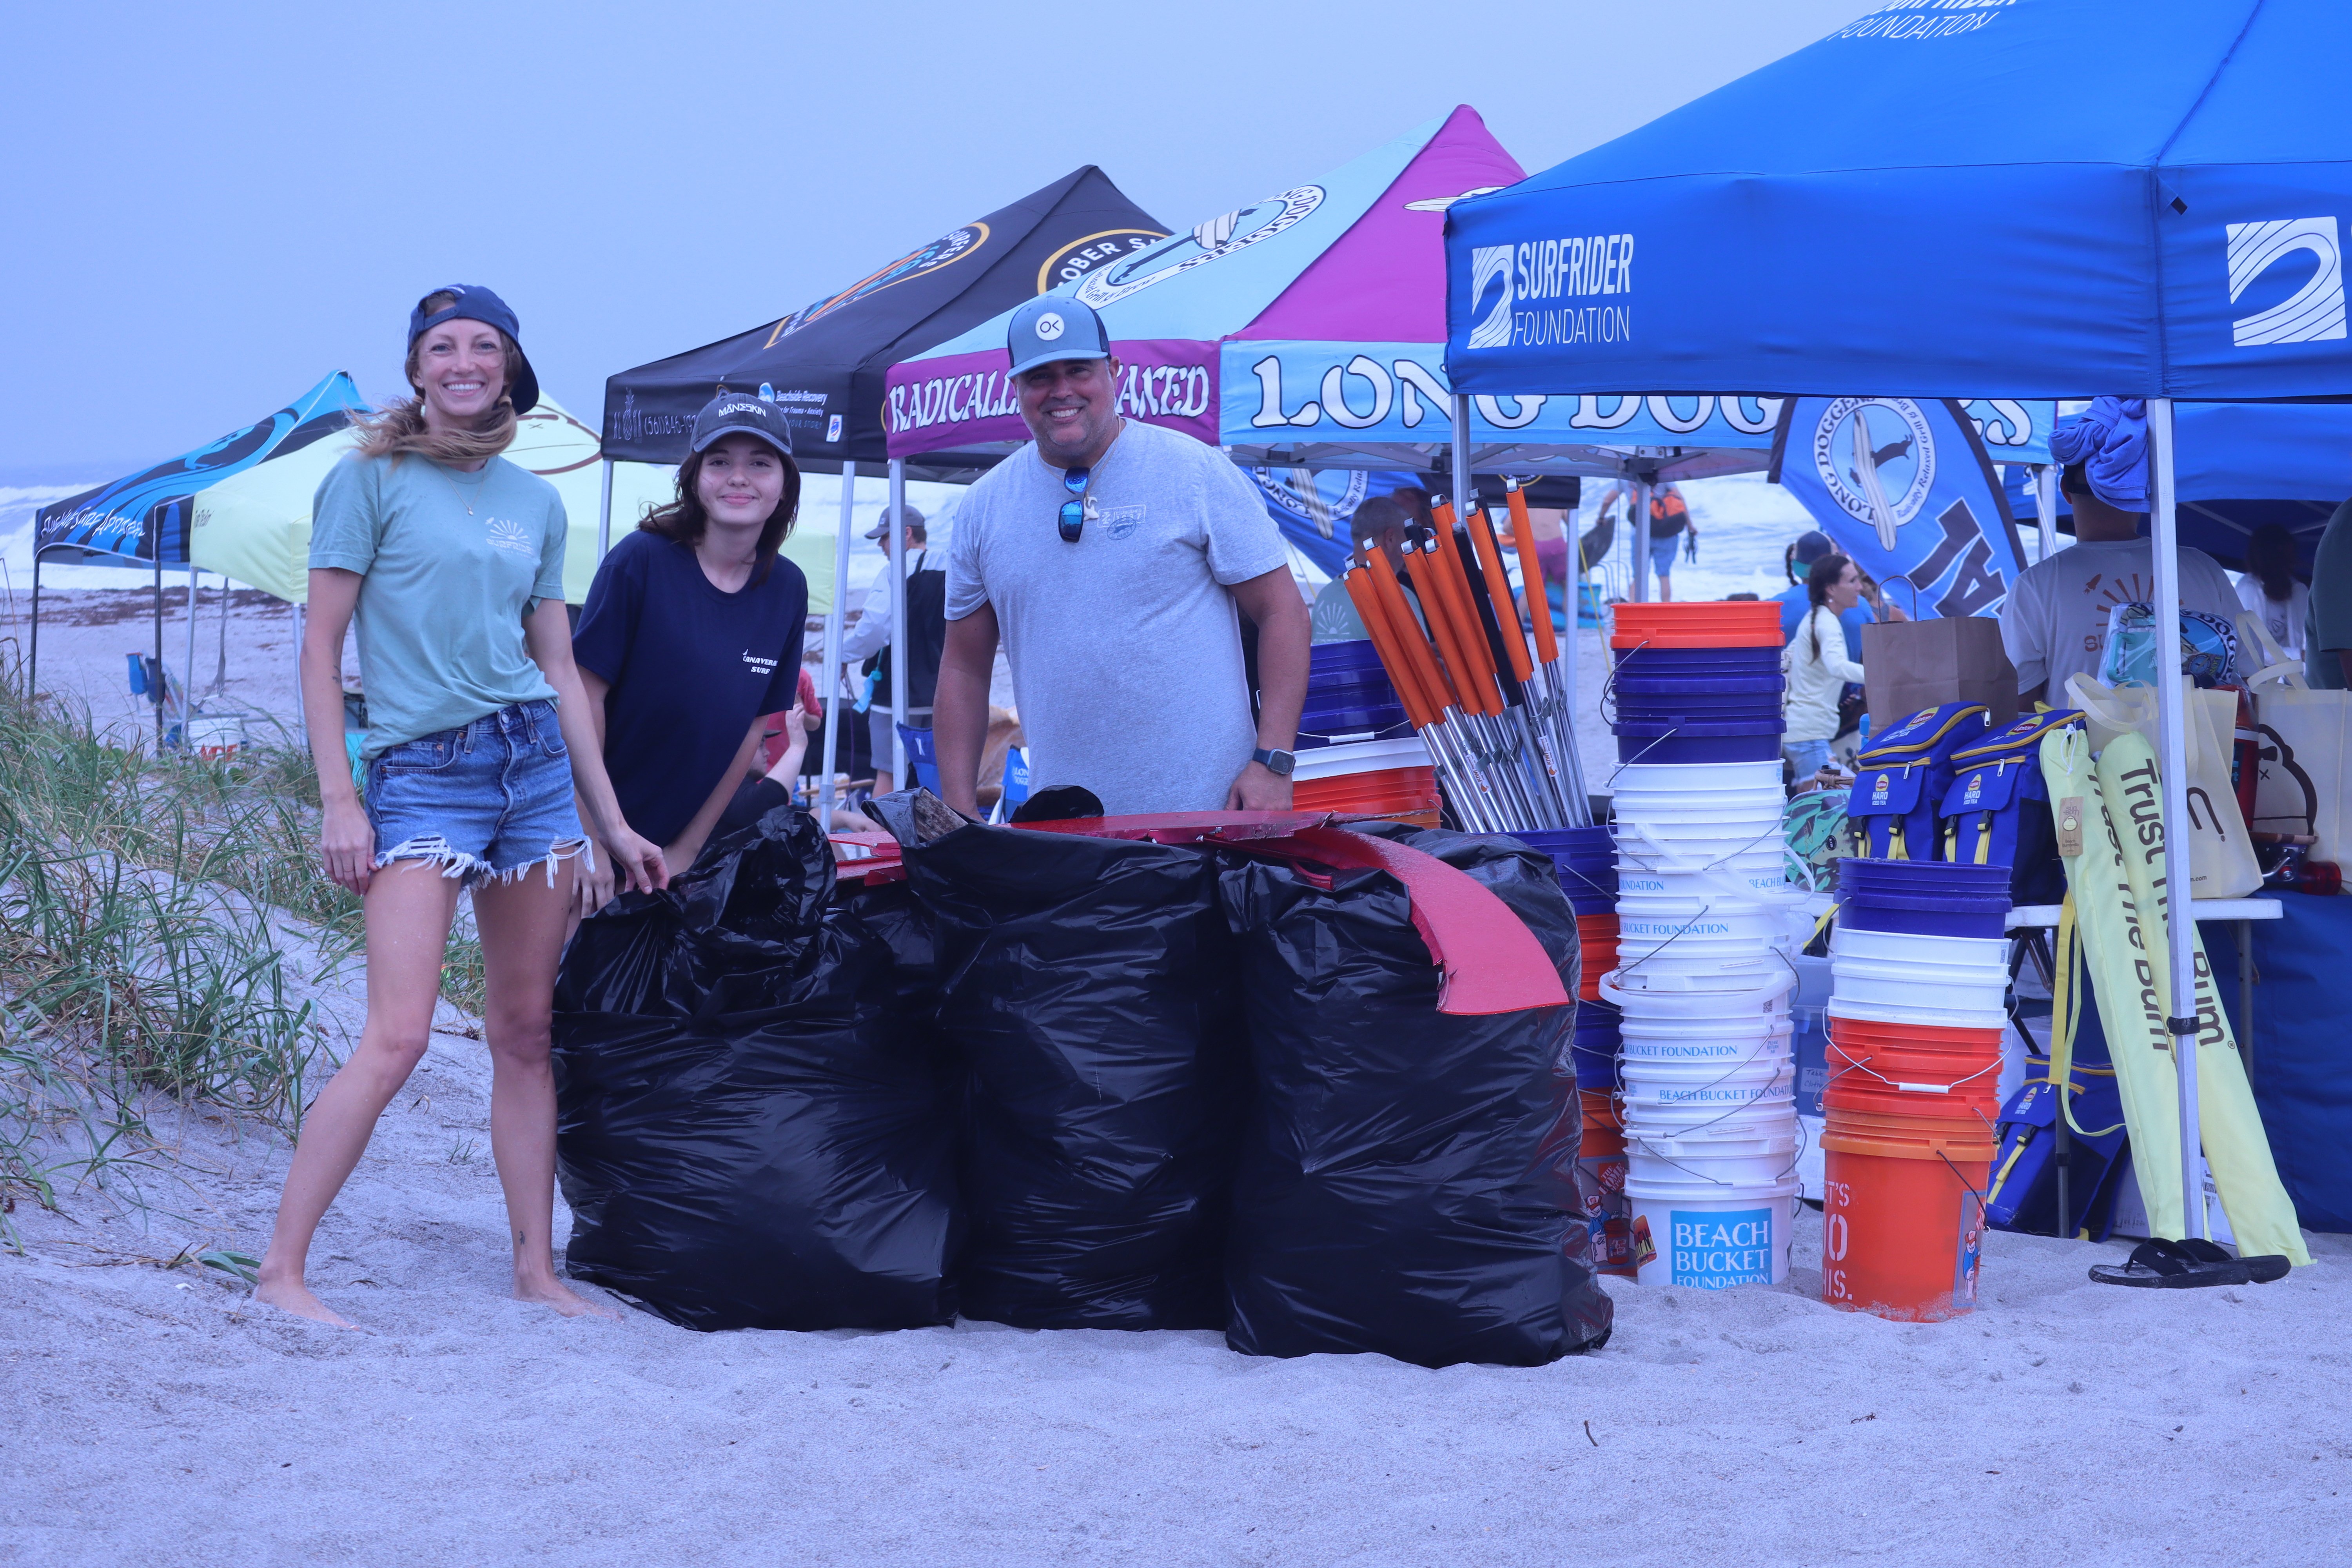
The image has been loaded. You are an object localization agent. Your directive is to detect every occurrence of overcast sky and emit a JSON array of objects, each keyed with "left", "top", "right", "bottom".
[{"left": 1, "top": 0, "right": 1876, "bottom": 475}]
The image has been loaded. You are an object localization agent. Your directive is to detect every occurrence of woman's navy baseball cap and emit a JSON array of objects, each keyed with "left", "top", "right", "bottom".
[{"left": 407, "top": 285, "right": 541, "bottom": 414}]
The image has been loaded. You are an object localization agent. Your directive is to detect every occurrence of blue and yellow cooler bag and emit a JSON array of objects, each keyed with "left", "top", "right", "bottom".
[
  {"left": 1937, "top": 710, "right": 2085, "bottom": 904},
  {"left": 1844, "top": 702, "right": 1993, "bottom": 860}
]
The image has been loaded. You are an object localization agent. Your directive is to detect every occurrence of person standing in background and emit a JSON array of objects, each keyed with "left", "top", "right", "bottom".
[
  {"left": 1783, "top": 554, "right": 1868, "bottom": 780},
  {"left": 1999, "top": 460, "right": 2238, "bottom": 706},
  {"left": 840, "top": 504, "right": 942, "bottom": 794},
  {"left": 2236, "top": 521, "right": 2309, "bottom": 661},
  {"left": 1646, "top": 483, "right": 1695, "bottom": 601},
  {"left": 933, "top": 296, "right": 1308, "bottom": 814},
  {"left": 2305, "top": 498, "right": 2352, "bottom": 688}
]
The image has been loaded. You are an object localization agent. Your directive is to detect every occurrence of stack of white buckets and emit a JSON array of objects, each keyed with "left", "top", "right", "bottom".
[{"left": 1602, "top": 760, "right": 1818, "bottom": 1289}]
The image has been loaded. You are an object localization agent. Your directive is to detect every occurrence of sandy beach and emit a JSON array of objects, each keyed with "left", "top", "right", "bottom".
[
  {"left": 4, "top": 1012, "right": 2344, "bottom": 1568},
  {"left": 6, "top": 589, "right": 2342, "bottom": 1567}
]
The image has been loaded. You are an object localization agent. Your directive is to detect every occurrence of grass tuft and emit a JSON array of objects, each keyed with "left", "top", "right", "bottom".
[{"left": 0, "top": 650, "right": 486, "bottom": 1243}]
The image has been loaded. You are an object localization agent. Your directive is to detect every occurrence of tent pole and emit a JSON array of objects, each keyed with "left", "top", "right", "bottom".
[
  {"left": 1632, "top": 478, "right": 1653, "bottom": 603},
  {"left": 2148, "top": 397, "right": 2206, "bottom": 1243},
  {"left": 291, "top": 601, "right": 306, "bottom": 736},
  {"left": 153, "top": 548, "right": 164, "bottom": 751},
  {"left": 185, "top": 561, "right": 200, "bottom": 720},
  {"left": 819, "top": 463, "right": 856, "bottom": 821},
  {"left": 597, "top": 457, "right": 614, "bottom": 561},
  {"left": 887, "top": 458, "right": 908, "bottom": 790},
  {"left": 1448, "top": 395, "right": 1475, "bottom": 530},
  {"left": 2034, "top": 463, "right": 2057, "bottom": 564},
  {"left": 27, "top": 549, "right": 40, "bottom": 704}
]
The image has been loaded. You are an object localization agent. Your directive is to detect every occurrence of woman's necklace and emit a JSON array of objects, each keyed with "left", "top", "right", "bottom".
[{"left": 433, "top": 461, "right": 492, "bottom": 516}]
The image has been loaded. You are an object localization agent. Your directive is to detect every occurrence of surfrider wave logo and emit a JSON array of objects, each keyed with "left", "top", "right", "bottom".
[
  {"left": 2229, "top": 218, "right": 2346, "bottom": 347},
  {"left": 1463, "top": 232, "right": 1635, "bottom": 350},
  {"left": 1467, "top": 246, "right": 1514, "bottom": 350}
]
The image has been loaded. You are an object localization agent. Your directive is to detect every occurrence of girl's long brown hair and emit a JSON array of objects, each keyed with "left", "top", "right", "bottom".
[
  {"left": 637, "top": 443, "right": 800, "bottom": 584},
  {"left": 350, "top": 290, "right": 524, "bottom": 463}
]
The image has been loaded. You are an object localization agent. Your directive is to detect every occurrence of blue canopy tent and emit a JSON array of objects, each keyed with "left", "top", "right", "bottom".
[
  {"left": 28, "top": 372, "right": 365, "bottom": 740},
  {"left": 2004, "top": 401, "right": 2352, "bottom": 572},
  {"left": 1444, "top": 0, "right": 2352, "bottom": 1250}
]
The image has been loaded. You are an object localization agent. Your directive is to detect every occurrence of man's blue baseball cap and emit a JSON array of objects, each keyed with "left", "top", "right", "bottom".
[
  {"left": 1006, "top": 296, "right": 1112, "bottom": 377},
  {"left": 407, "top": 285, "right": 540, "bottom": 414}
]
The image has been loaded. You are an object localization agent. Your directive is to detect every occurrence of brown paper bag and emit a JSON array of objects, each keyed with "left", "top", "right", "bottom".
[{"left": 1862, "top": 616, "right": 2019, "bottom": 731}]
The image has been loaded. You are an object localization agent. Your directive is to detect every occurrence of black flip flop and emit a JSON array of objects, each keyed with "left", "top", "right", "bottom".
[
  {"left": 2176, "top": 1236, "right": 2292, "bottom": 1285},
  {"left": 2088, "top": 1238, "right": 2247, "bottom": 1289}
]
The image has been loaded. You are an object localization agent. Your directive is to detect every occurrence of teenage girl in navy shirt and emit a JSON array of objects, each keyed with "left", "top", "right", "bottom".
[{"left": 572, "top": 394, "right": 808, "bottom": 912}]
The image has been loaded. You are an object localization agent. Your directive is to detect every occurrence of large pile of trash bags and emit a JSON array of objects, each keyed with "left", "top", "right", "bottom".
[{"left": 551, "top": 796, "right": 1613, "bottom": 1368}]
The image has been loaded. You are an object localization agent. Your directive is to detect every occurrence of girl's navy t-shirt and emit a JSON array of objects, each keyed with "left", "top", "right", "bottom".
[{"left": 572, "top": 530, "right": 806, "bottom": 846}]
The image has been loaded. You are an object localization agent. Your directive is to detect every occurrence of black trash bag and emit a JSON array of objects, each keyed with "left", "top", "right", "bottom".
[
  {"left": 872, "top": 791, "right": 1245, "bottom": 1330},
  {"left": 550, "top": 804, "right": 958, "bottom": 1332},
  {"left": 1218, "top": 822, "right": 1614, "bottom": 1367}
]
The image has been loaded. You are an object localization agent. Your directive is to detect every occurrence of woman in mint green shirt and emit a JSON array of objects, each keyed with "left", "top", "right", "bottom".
[{"left": 256, "top": 287, "right": 667, "bottom": 1329}]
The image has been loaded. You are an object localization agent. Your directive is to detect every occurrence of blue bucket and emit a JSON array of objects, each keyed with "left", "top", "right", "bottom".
[
  {"left": 1613, "top": 646, "right": 1782, "bottom": 676},
  {"left": 1612, "top": 673, "right": 1786, "bottom": 697},
  {"left": 1839, "top": 857, "right": 2010, "bottom": 937},
  {"left": 1572, "top": 1000, "right": 1622, "bottom": 1089},
  {"left": 1507, "top": 826, "right": 1618, "bottom": 908},
  {"left": 1311, "top": 639, "right": 1387, "bottom": 674}
]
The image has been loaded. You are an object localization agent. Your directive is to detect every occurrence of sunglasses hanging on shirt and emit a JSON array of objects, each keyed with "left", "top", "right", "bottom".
[{"left": 1058, "top": 465, "right": 1096, "bottom": 543}]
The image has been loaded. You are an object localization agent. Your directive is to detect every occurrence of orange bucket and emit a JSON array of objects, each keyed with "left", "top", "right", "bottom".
[
  {"left": 1819, "top": 1105, "right": 1997, "bottom": 1161},
  {"left": 1822, "top": 1038, "right": 2002, "bottom": 1120},
  {"left": 1576, "top": 913, "right": 1619, "bottom": 1000},
  {"left": 1821, "top": 1146, "right": 1989, "bottom": 1321},
  {"left": 1826, "top": 1014, "right": 2003, "bottom": 1054},
  {"left": 1579, "top": 1087, "right": 1621, "bottom": 1133},
  {"left": 1610, "top": 601, "right": 1784, "bottom": 650}
]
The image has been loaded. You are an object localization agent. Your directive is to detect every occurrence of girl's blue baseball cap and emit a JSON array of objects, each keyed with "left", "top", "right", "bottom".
[{"left": 407, "top": 285, "right": 541, "bottom": 414}]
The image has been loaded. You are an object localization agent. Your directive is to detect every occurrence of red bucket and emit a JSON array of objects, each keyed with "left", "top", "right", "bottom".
[{"left": 1610, "top": 601, "right": 1784, "bottom": 650}]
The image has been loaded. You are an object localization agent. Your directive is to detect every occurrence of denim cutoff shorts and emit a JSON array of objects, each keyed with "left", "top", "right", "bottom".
[{"left": 364, "top": 700, "right": 591, "bottom": 889}]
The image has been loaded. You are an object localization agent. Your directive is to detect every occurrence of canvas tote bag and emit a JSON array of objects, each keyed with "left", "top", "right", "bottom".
[{"left": 2062, "top": 673, "right": 2263, "bottom": 899}]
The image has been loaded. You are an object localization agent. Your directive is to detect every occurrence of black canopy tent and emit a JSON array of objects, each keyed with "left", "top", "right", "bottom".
[
  {"left": 601, "top": 165, "right": 1167, "bottom": 815},
  {"left": 599, "top": 165, "right": 1167, "bottom": 481}
]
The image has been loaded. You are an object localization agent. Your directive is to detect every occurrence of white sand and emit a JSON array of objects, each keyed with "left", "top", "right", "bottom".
[
  {"left": 9, "top": 593, "right": 2348, "bottom": 1567},
  {"left": 5, "top": 995, "right": 2347, "bottom": 1568}
]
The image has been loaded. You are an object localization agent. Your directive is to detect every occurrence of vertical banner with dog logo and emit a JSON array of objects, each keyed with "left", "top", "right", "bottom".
[{"left": 1768, "top": 396, "right": 2030, "bottom": 619}]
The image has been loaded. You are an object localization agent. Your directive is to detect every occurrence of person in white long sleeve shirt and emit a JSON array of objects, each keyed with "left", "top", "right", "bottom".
[
  {"left": 1783, "top": 553, "right": 1867, "bottom": 780},
  {"left": 839, "top": 505, "right": 933, "bottom": 794}
]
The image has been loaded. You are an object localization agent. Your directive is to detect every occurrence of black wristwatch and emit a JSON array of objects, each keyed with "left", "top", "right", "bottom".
[{"left": 1252, "top": 747, "right": 1296, "bottom": 778}]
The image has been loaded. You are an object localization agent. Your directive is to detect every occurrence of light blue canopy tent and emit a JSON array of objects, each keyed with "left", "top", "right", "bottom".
[{"left": 1444, "top": 0, "right": 2352, "bottom": 1248}]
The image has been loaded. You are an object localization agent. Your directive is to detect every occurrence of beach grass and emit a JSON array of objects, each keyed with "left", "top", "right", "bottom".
[{"left": 0, "top": 656, "right": 487, "bottom": 1243}]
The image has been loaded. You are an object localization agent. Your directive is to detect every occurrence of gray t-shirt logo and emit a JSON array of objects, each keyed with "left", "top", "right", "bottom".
[{"left": 1099, "top": 504, "right": 1143, "bottom": 541}]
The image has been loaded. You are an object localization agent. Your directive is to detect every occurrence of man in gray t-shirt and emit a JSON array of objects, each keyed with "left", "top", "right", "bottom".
[{"left": 935, "top": 297, "right": 1309, "bottom": 816}]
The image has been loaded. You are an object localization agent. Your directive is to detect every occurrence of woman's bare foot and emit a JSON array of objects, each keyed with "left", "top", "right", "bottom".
[
  {"left": 515, "top": 1275, "right": 622, "bottom": 1320},
  {"left": 253, "top": 1276, "right": 359, "bottom": 1329}
]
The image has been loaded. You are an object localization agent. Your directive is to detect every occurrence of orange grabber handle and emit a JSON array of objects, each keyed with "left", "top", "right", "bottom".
[
  {"left": 1426, "top": 503, "right": 1503, "bottom": 714},
  {"left": 1506, "top": 482, "right": 1559, "bottom": 666},
  {"left": 1366, "top": 546, "right": 1459, "bottom": 714},
  {"left": 1468, "top": 503, "right": 1535, "bottom": 684},
  {"left": 1344, "top": 566, "right": 1436, "bottom": 730}
]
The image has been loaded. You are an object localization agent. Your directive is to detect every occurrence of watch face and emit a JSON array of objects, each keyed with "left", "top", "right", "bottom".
[{"left": 1258, "top": 748, "right": 1296, "bottom": 777}]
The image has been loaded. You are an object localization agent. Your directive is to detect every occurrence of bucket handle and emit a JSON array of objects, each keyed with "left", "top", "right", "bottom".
[
  {"left": 1825, "top": 1039, "right": 2003, "bottom": 1097},
  {"left": 1599, "top": 964, "right": 1797, "bottom": 1013}
]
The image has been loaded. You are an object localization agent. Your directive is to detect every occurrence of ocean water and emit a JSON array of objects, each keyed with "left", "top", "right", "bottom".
[{"left": 0, "top": 464, "right": 2062, "bottom": 608}]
